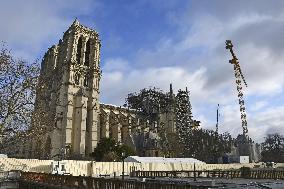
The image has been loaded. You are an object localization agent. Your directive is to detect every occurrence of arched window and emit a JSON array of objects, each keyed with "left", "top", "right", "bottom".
[
  {"left": 75, "top": 73, "right": 80, "bottom": 85},
  {"left": 84, "top": 40, "right": 90, "bottom": 66},
  {"left": 76, "top": 37, "right": 83, "bottom": 64},
  {"left": 84, "top": 74, "right": 88, "bottom": 87}
]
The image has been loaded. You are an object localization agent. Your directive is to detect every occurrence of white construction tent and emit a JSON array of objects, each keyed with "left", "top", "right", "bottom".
[{"left": 124, "top": 156, "right": 205, "bottom": 164}]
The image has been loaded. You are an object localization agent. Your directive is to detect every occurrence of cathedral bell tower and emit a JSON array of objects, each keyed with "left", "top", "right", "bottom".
[{"left": 34, "top": 19, "right": 101, "bottom": 159}]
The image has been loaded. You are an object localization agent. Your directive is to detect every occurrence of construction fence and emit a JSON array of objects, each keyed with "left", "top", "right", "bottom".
[{"left": 1, "top": 157, "right": 284, "bottom": 177}]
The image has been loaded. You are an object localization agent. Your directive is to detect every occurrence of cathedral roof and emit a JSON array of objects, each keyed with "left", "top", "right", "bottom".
[{"left": 100, "top": 103, "right": 138, "bottom": 113}]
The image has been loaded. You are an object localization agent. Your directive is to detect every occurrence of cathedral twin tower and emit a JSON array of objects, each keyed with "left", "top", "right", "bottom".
[{"left": 32, "top": 19, "right": 101, "bottom": 159}]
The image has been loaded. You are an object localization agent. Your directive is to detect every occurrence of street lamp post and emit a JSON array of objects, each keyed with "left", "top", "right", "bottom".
[
  {"left": 194, "top": 162, "right": 197, "bottom": 181},
  {"left": 122, "top": 152, "right": 125, "bottom": 180}
]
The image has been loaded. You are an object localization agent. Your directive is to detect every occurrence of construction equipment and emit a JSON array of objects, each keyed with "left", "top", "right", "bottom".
[{"left": 225, "top": 40, "right": 249, "bottom": 139}]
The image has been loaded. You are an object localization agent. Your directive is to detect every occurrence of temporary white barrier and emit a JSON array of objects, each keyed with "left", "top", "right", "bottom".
[{"left": 0, "top": 157, "right": 265, "bottom": 177}]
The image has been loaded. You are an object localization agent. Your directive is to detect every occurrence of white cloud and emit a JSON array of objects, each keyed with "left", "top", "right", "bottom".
[
  {"left": 248, "top": 106, "right": 284, "bottom": 142},
  {"left": 206, "top": 103, "right": 284, "bottom": 142},
  {"left": 250, "top": 101, "right": 269, "bottom": 112},
  {"left": 99, "top": 1, "right": 284, "bottom": 142},
  {"left": 0, "top": 0, "right": 96, "bottom": 61},
  {"left": 101, "top": 64, "right": 208, "bottom": 105},
  {"left": 103, "top": 58, "right": 131, "bottom": 72}
]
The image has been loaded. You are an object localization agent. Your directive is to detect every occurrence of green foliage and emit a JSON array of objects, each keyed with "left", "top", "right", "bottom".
[
  {"left": 91, "top": 138, "right": 136, "bottom": 161},
  {"left": 183, "top": 129, "right": 233, "bottom": 163},
  {"left": 175, "top": 89, "right": 192, "bottom": 148},
  {"left": 261, "top": 133, "right": 284, "bottom": 163},
  {"left": 166, "top": 132, "right": 184, "bottom": 157},
  {"left": 117, "top": 144, "right": 136, "bottom": 160},
  {"left": 91, "top": 138, "right": 117, "bottom": 161}
]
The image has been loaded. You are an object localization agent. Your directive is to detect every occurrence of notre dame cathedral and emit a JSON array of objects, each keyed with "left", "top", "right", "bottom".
[{"left": 16, "top": 20, "right": 199, "bottom": 159}]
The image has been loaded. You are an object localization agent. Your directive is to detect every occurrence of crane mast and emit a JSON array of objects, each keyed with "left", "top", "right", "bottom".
[
  {"left": 216, "top": 104, "right": 220, "bottom": 134},
  {"left": 225, "top": 40, "right": 249, "bottom": 139}
]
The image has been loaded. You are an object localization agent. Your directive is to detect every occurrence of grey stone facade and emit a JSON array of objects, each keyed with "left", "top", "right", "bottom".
[{"left": 31, "top": 20, "right": 101, "bottom": 159}]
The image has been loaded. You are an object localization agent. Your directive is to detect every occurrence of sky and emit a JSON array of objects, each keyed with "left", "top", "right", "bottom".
[{"left": 1, "top": 0, "right": 284, "bottom": 142}]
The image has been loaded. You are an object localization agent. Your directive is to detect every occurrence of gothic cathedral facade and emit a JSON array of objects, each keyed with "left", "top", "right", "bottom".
[{"left": 23, "top": 20, "right": 199, "bottom": 159}]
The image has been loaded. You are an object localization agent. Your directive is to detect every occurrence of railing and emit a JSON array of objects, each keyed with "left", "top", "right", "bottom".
[
  {"left": 0, "top": 170, "right": 21, "bottom": 181},
  {"left": 16, "top": 169, "right": 284, "bottom": 189},
  {"left": 0, "top": 171, "right": 9, "bottom": 181},
  {"left": 19, "top": 172, "right": 201, "bottom": 189},
  {"left": 130, "top": 169, "right": 284, "bottom": 180}
]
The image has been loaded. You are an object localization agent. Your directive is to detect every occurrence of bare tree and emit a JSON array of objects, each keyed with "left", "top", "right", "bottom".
[{"left": 0, "top": 44, "right": 39, "bottom": 136}]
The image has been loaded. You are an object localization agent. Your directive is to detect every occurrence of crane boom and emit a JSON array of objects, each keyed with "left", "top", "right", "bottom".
[{"left": 225, "top": 40, "right": 249, "bottom": 139}]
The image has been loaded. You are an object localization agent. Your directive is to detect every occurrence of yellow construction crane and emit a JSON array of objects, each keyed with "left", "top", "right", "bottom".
[{"left": 225, "top": 40, "right": 248, "bottom": 139}]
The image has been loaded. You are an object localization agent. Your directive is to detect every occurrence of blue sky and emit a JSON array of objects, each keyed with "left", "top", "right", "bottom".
[{"left": 1, "top": 0, "right": 284, "bottom": 142}]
